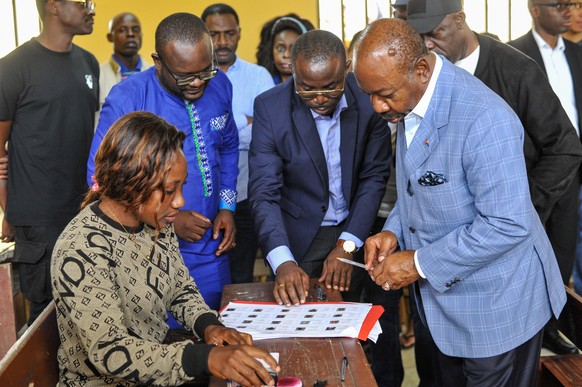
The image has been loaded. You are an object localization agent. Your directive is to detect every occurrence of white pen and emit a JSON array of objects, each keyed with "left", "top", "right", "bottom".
[{"left": 336, "top": 257, "right": 368, "bottom": 269}]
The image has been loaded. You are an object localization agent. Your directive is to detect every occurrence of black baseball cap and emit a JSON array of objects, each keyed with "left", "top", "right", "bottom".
[{"left": 407, "top": 0, "right": 462, "bottom": 34}]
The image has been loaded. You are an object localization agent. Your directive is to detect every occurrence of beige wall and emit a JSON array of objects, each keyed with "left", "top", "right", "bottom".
[{"left": 74, "top": 0, "right": 318, "bottom": 65}]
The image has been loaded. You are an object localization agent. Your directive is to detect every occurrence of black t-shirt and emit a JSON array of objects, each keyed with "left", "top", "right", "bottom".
[{"left": 0, "top": 39, "right": 99, "bottom": 226}]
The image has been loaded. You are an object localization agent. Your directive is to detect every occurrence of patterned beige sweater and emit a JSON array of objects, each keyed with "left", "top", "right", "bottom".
[{"left": 51, "top": 202, "right": 222, "bottom": 386}]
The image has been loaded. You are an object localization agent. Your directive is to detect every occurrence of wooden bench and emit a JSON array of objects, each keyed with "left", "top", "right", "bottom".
[
  {"left": 539, "top": 287, "right": 582, "bottom": 386},
  {"left": 0, "top": 301, "right": 59, "bottom": 386}
]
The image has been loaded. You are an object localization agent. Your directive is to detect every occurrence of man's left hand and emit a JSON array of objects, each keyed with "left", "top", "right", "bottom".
[
  {"left": 204, "top": 324, "right": 253, "bottom": 346},
  {"left": 319, "top": 246, "right": 354, "bottom": 291},
  {"left": 214, "top": 209, "right": 236, "bottom": 256},
  {"left": 369, "top": 250, "right": 420, "bottom": 291}
]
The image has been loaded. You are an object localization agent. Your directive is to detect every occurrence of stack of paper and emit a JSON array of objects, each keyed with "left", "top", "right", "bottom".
[{"left": 219, "top": 301, "right": 383, "bottom": 342}]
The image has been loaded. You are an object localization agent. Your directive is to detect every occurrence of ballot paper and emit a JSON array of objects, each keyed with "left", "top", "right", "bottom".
[{"left": 219, "top": 301, "right": 383, "bottom": 342}]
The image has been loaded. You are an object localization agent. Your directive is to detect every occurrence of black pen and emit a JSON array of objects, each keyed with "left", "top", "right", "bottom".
[{"left": 341, "top": 356, "right": 348, "bottom": 381}]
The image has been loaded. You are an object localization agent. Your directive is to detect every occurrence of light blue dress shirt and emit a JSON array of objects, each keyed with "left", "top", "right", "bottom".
[
  {"left": 267, "top": 95, "right": 364, "bottom": 273},
  {"left": 225, "top": 56, "right": 275, "bottom": 202}
]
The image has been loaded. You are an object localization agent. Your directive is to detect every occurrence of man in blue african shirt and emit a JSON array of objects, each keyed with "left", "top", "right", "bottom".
[{"left": 88, "top": 12, "right": 238, "bottom": 312}]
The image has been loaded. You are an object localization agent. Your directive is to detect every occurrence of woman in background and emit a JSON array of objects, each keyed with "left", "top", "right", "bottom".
[
  {"left": 256, "top": 14, "right": 313, "bottom": 84},
  {"left": 51, "top": 111, "right": 278, "bottom": 386}
]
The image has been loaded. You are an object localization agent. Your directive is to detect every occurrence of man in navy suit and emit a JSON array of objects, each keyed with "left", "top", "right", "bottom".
[
  {"left": 249, "top": 30, "right": 390, "bottom": 307},
  {"left": 509, "top": 0, "right": 582, "bottom": 355},
  {"left": 355, "top": 18, "right": 566, "bottom": 386}
]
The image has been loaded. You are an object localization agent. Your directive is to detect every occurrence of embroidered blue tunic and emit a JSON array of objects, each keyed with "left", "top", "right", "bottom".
[{"left": 88, "top": 67, "right": 239, "bottom": 310}]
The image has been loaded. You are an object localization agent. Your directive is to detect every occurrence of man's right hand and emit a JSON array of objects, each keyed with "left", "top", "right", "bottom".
[
  {"left": 208, "top": 345, "right": 280, "bottom": 386},
  {"left": 173, "top": 210, "right": 212, "bottom": 242},
  {"left": 273, "top": 261, "right": 310, "bottom": 307}
]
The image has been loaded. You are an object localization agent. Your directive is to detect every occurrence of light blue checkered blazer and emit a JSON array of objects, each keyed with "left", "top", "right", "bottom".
[{"left": 385, "top": 58, "right": 566, "bottom": 358}]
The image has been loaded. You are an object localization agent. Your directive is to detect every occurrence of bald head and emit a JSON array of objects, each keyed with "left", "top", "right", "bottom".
[
  {"left": 353, "top": 18, "right": 433, "bottom": 124},
  {"left": 355, "top": 18, "right": 428, "bottom": 75}
]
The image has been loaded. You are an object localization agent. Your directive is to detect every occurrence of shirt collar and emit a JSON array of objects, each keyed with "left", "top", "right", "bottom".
[
  {"left": 225, "top": 55, "right": 240, "bottom": 74},
  {"left": 532, "top": 28, "right": 566, "bottom": 52},
  {"left": 408, "top": 52, "right": 443, "bottom": 121},
  {"left": 454, "top": 44, "right": 480, "bottom": 75}
]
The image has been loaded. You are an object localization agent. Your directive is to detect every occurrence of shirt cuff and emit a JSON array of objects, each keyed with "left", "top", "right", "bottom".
[
  {"left": 219, "top": 189, "right": 237, "bottom": 212},
  {"left": 414, "top": 250, "right": 426, "bottom": 279},
  {"left": 266, "top": 245, "right": 297, "bottom": 274},
  {"left": 338, "top": 232, "right": 364, "bottom": 249},
  {"left": 182, "top": 343, "right": 214, "bottom": 376},
  {"left": 219, "top": 200, "right": 236, "bottom": 212}
]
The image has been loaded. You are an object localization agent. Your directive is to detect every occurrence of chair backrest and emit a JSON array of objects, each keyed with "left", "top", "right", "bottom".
[
  {"left": 0, "top": 301, "right": 60, "bottom": 386},
  {"left": 564, "top": 286, "right": 582, "bottom": 348}
]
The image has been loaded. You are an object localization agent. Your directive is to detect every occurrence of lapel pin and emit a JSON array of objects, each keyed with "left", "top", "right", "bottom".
[{"left": 424, "top": 139, "right": 429, "bottom": 145}]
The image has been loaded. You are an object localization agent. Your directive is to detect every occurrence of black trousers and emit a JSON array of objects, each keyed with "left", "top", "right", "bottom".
[
  {"left": 435, "top": 326, "right": 544, "bottom": 387},
  {"left": 14, "top": 224, "right": 65, "bottom": 324},
  {"left": 300, "top": 222, "right": 364, "bottom": 301},
  {"left": 546, "top": 175, "right": 580, "bottom": 285},
  {"left": 228, "top": 200, "right": 259, "bottom": 284}
]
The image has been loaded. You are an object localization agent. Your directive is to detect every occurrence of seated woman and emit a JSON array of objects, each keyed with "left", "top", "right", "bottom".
[
  {"left": 51, "top": 112, "right": 278, "bottom": 386},
  {"left": 256, "top": 14, "right": 313, "bottom": 84}
]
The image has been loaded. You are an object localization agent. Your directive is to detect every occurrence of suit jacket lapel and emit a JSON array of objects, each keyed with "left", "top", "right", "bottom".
[
  {"left": 564, "top": 41, "right": 582, "bottom": 131},
  {"left": 525, "top": 31, "right": 546, "bottom": 72},
  {"left": 340, "top": 86, "right": 358, "bottom": 202},
  {"left": 403, "top": 58, "right": 452, "bottom": 179},
  {"left": 291, "top": 95, "right": 328, "bottom": 186}
]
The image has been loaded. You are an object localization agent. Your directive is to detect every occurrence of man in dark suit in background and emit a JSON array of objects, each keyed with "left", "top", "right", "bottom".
[
  {"left": 249, "top": 30, "right": 390, "bottom": 308},
  {"left": 509, "top": 0, "right": 582, "bottom": 355}
]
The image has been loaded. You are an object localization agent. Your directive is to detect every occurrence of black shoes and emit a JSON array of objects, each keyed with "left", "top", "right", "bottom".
[{"left": 542, "top": 325, "right": 579, "bottom": 355}]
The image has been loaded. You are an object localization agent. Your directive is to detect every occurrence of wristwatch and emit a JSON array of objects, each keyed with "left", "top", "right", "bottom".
[{"left": 337, "top": 239, "right": 357, "bottom": 254}]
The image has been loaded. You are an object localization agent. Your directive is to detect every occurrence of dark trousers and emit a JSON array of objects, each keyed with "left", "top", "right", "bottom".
[
  {"left": 546, "top": 175, "right": 580, "bottom": 285},
  {"left": 362, "top": 216, "right": 405, "bottom": 387},
  {"left": 14, "top": 224, "right": 65, "bottom": 324},
  {"left": 368, "top": 284, "right": 404, "bottom": 387},
  {"left": 300, "top": 222, "right": 364, "bottom": 301},
  {"left": 229, "top": 200, "right": 259, "bottom": 284},
  {"left": 410, "top": 294, "right": 440, "bottom": 387},
  {"left": 435, "top": 326, "right": 544, "bottom": 387}
]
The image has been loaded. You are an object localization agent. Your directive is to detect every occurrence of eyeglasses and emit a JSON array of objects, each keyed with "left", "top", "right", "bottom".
[
  {"left": 533, "top": 2, "right": 577, "bottom": 11},
  {"left": 153, "top": 54, "right": 218, "bottom": 87},
  {"left": 294, "top": 80, "right": 345, "bottom": 100},
  {"left": 59, "top": 0, "right": 95, "bottom": 12},
  {"left": 295, "top": 87, "right": 345, "bottom": 100}
]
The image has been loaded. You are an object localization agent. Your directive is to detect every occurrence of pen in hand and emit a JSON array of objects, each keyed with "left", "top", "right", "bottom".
[{"left": 341, "top": 356, "right": 348, "bottom": 381}]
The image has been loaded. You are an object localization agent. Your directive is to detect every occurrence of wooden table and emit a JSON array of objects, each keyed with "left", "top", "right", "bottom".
[{"left": 209, "top": 280, "right": 378, "bottom": 387}]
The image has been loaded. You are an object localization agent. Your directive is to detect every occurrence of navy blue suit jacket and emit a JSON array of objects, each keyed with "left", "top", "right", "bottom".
[{"left": 249, "top": 73, "right": 391, "bottom": 264}]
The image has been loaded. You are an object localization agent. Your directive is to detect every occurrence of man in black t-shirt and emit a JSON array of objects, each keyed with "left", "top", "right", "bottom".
[{"left": 0, "top": 0, "right": 99, "bottom": 324}]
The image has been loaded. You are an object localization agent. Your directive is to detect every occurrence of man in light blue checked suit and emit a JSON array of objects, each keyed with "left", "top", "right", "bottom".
[{"left": 354, "top": 18, "right": 566, "bottom": 386}]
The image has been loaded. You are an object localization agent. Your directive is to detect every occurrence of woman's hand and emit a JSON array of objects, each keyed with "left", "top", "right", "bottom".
[
  {"left": 208, "top": 345, "right": 280, "bottom": 387},
  {"left": 204, "top": 325, "right": 252, "bottom": 346}
]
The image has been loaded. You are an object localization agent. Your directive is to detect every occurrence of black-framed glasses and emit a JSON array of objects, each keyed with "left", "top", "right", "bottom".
[
  {"left": 153, "top": 53, "right": 218, "bottom": 87},
  {"left": 533, "top": 2, "right": 575, "bottom": 11},
  {"left": 59, "top": 0, "right": 95, "bottom": 12}
]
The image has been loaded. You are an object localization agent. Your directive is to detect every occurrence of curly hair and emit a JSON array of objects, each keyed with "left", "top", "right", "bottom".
[
  {"left": 83, "top": 112, "right": 186, "bottom": 215},
  {"left": 256, "top": 14, "right": 314, "bottom": 81}
]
